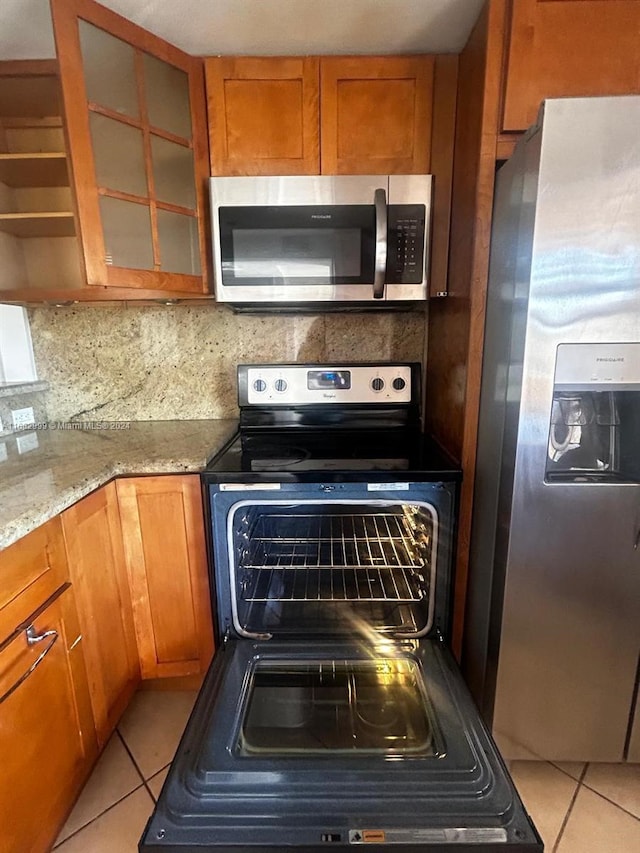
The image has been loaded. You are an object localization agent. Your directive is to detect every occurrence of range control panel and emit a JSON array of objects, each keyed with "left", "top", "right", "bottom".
[{"left": 240, "top": 364, "right": 414, "bottom": 406}]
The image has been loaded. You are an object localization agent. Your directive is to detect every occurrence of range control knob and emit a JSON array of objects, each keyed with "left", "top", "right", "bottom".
[
  {"left": 274, "top": 378, "right": 288, "bottom": 393},
  {"left": 392, "top": 377, "right": 407, "bottom": 391},
  {"left": 253, "top": 378, "right": 267, "bottom": 392},
  {"left": 371, "top": 377, "right": 385, "bottom": 392}
]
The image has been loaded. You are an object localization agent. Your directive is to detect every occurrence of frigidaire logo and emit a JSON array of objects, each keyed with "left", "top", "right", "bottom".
[
  {"left": 311, "top": 214, "right": 332, "bottom": 219},
  {"left": 596, "top": 357, "right": 624, "bottom": 363}
]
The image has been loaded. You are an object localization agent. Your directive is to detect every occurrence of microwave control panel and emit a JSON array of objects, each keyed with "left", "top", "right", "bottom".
[{"left": 386, "top": 204, "right": 427, "bottom": 284}]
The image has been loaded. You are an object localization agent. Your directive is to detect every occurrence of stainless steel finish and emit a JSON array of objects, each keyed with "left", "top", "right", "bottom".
[
  {"left": 227, "top": 500, "right": 438, "bottom": 640},
  {"left": 243, "top": 364, "right": 412, "bottom": 405},
  {"left": 210, "top": 174, "right": 432, "bottom": 304},
  {"left": 554, "top": 342, "right": 640, "bottom": 389},
  {"left": 373, "top": 187, "right": 387, "bottom": 298},
  {"left": 0, "top": 624, "right": 59, "bottom": 706},
  {"left": 467, "top": 97, "right": 640, "bottom": 761}
]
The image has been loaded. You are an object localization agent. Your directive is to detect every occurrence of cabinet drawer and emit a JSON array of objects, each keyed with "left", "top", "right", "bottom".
[
  {"left": 0, "top": 584, "right": 96, "bottom": 853},
  {"left": 0, "top": 517, "right": 68, "bottom": 641}
]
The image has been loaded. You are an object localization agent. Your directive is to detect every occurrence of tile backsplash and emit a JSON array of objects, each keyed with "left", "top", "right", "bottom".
[{"left": 28, "top": 305, "right": 426, "bottom": 421}]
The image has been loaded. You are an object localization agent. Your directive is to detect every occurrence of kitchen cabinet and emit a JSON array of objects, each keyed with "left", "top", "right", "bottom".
[
  {"left": 206, "top": 55, "right": 436, "bottom": 176},
  {"left": 62, "top": 482, "right": 140, "bottom": 747},
  {"left": 502, "top": 0, "right": 640, "bottom": 132},
  {"left": 0, "top": 527, "right": 96, "bottom": 853},
  {"left": 320, "top": 56, "right": 433, "bottom": 175},
  {"left": 116, "top": 475, "right": 215, "bottom": 679},
  {"left": 206, "top": 57, "right": 320, "bottom": 176},
  {"left": 0, "top": 60, "right": 85, "bottom": 296},
  {"left": 49, "top": 0, "right": 210, "bottom": 296}
]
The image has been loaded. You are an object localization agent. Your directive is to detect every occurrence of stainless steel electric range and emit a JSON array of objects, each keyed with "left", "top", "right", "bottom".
[{"left": 140, "top": 363, "right": 542, "bottom": 853}]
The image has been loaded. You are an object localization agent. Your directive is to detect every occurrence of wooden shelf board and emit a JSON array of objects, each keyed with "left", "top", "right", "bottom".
[
  {"left": 0, "top": 212, "right": 75, "bottom": 237},
  {"left": 0, "top": 116, "right": 63, "bottom": 129},
  {"left": 0, "top": 153, "right": 68, "bottom": 187}
]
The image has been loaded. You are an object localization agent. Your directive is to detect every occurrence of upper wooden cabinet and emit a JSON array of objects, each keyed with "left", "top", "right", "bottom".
[
  {"left": 320, "top": 56, "right": 434, "bottom": 175},
  {"left": 206, "top": 55, "right": 438, "bottom": 176},
  {"left": 62, "top": 482, "right": 140, "bottom": 747},
  {"left": 206, "top": 57, "right": 320, "bottom": 175},
  {"left": 50, "top": 0, "right": 210, "bottom": 294},
  {"left": 502, "top": 0, "right": 640, "bottom": 132}
]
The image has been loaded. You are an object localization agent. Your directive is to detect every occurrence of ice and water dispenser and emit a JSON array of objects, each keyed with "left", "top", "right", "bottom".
[{"left": 546, "top": 343, "right": 640, "bottom": 482}]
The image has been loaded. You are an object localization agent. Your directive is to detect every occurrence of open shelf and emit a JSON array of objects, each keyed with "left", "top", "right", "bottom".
[
  {"left": 0, "top": 212, "right": 75, "bottom": 237},
  {"left": 0, "top": 153, "right": 68, "bottom": 187}
]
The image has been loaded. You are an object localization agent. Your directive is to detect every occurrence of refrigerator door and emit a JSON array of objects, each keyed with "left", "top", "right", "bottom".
[
  {"left": 140, "top": 639, "right": 542, "bottom": 852},
  {"left": 466, "top": 96, "right": 640, "bottom": 762}
]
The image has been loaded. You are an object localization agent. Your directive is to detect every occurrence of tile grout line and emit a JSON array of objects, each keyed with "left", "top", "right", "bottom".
[
  {"left": 552, "top": 763, "right": 588, "bottom": 853},
  {"left": 52, "top": 781, "right": 146, "bottom": 849},
  {"left": 578, "top": 781, "right": 640, "bottom": 824},
  {"left": 116, "top": 728, "right": 158, "bottom": 804}
]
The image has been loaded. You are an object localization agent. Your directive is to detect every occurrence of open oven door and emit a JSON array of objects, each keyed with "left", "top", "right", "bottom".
[
  {"left": 140, "top": 636, "right": 542, "bottom": 852},
  {"left": 140, "top": 481, "right": 542, "bottom": 851}
]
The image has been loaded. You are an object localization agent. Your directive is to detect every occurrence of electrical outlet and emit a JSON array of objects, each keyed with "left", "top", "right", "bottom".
[
  {"left": 16, "top": 432, "right": 38, "bottom": 454},
  {"left": 11, "top": 407, "right": 35, "bottom": 429}
]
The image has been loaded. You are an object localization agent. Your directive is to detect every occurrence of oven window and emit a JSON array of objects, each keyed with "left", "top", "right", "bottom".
[
  {"left": 238, "top": 658, "right": 437, "bottom": 757},
  {"left": 229, "top": 502, "right": 436, "bottom": 639}
]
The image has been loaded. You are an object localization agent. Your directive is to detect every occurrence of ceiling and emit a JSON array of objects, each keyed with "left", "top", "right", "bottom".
[{"left": 0, "top": 0, "right": 484, "bottom": 59}]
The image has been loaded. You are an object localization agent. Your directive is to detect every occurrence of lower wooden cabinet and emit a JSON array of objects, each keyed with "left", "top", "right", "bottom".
[
  {"left": 0, "top": 584, "right": 97, "bottom": 853},
  {"left": 116, "top": 475, "right": 215, "bottom": 679},
  {"left": 62, "top": 482, "right": 140, "bottom": 747}
]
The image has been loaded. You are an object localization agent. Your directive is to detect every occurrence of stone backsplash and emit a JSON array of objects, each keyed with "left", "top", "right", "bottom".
[{"left": 28, "top": 305, "right": 426, "bottom": 421}]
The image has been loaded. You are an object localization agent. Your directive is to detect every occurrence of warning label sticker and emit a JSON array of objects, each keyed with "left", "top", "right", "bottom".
[{"left": 349, "top": 830, "right": 386, "bottom": 844}]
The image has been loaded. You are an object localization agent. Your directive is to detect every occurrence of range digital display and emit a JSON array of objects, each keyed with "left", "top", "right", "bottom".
[{"left": 307, "top": 370, "right": 351, "bottom": 390}]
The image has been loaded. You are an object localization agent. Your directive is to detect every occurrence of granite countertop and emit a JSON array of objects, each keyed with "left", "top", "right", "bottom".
[{"left": 0, "top": 419, "right": 238, "bottom": 551}]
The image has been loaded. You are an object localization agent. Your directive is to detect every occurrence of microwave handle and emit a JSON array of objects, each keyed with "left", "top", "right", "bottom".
[{"left": 373, "top": 188, "right": 388, "bottom": 299}]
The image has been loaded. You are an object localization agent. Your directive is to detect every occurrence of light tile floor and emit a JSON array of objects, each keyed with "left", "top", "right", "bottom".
[{"left": 54, "top": 690, "right": 640, "bottom": 852}]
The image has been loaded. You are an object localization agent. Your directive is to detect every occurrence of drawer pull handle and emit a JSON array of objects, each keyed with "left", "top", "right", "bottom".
[{"left": 0, "top": 625, "right": 58, "bottom": 706}]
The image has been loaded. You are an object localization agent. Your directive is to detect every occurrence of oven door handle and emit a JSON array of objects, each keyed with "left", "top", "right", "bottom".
[{"left": 373, "top": 188, "right": 388, "bottom": 299}]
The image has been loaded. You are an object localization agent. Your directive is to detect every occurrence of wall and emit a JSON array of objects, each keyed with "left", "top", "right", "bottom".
[{"left": 28, "top": 305, "right": 426, "bottom": 421}]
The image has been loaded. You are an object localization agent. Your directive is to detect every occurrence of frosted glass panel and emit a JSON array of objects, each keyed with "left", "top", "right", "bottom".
[
  {"left": 89, "top": 113, "right": 147, "bottom": 197},
  {"left": 100, "top": 197, "right": 154, "bottom": 269},
  {"left": 157, "top": 209, "right": 201, "bottom": 275},
  {"left": 79, "top": 21, "right": 138, "bottom": 118},
  {"left": 151, "top": 136, "right": 196, "bottom": 209},
  {"left": 143, "top": 54, "right": 192, "bottom": 138}
]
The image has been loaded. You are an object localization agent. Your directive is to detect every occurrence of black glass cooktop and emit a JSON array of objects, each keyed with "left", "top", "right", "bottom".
[{"left": 205, "top": 429, "right": 460, "bottom": 480}]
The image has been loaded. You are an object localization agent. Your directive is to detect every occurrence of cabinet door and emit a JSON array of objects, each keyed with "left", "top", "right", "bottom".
[
  {"left": 0, "top": 586, "right": 97, "bottom": 853},
  {"left": 206, "top": 57, "right": 319, "bottom": 176},
  {"left": 116, "top": 475, "right": 214, "bottom": 679},
  {"left": 50, "top": 0, "right": 210, "bottom": 294},
  {"left": 62, "top": 482, "right": 140, "bottom": 746},
  {"left": 503, "top": 0, "right": 640, "bottom": 132},
  {"left": 320, "top": 56, "right": 434, "bottom": 174}
]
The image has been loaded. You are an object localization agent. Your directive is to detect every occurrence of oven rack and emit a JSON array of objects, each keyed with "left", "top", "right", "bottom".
[
  {"left": 237, "top": 511, "right": 430, "bottom": 603},
  {"left": 241, "top": 565, "right": 426, "bottom": 603}
]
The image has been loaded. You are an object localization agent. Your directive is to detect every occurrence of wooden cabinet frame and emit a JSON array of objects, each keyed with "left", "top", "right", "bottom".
[{"left": 50, "top": 0, "right": 210, "bottom": 294}]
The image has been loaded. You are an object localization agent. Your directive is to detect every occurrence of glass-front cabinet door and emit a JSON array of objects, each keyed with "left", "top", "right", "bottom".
[{"left": 50, "top": 0, "right": 209, "bottom": 294}]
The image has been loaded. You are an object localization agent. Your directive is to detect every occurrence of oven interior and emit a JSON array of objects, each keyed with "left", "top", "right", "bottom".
[{"left": 229, "top": 502, "right": 436, "bottom": 638}]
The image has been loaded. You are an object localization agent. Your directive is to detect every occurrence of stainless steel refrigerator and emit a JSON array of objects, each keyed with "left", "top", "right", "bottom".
[{"left": 464, "top": 96, "right": 640, "bottom": 762}]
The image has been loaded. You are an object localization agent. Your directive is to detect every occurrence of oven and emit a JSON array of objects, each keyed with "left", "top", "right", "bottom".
[{"left": 140, "top": 363, "right": 542, "bottom": 852}]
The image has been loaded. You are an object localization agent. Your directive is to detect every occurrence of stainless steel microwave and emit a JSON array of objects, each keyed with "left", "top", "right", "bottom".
[{"left": 209, "top": 175, "right": 432, "bottom": 308}]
